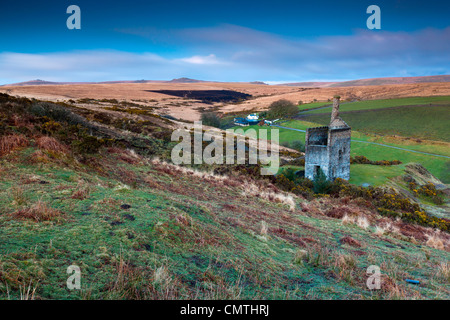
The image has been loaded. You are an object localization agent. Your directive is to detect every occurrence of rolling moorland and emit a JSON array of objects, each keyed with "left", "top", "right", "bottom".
[
  {"left": 0, "top": 81, "right": 449, "bottom": 300},
  {"left": 2, "top": 80, "right": 450, "bottom": 122}
]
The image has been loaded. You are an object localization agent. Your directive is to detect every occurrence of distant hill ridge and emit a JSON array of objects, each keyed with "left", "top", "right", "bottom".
[
  {"left": 280, "top": 75, "right": 450, "bottom": 87},
  {"left": 2, "top": 75, "right": 449, "bottom": 87},
  {"left": 1, "top": 78, "right": 205, "bottom": 86}
]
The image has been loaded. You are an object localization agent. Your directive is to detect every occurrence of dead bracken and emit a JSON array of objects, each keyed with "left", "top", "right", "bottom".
[{"left": 12, "top": 201, "right": 63, "bottom": 222}]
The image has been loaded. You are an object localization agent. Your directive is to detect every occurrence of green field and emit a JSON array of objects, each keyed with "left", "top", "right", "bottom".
[
  {"left": 301, "top": 96, "right": 450, "bottom": 114},
  {"left": 233, "top": 120, "right": 450, "bottom": 185},
  {"left": 299, "top": 105, "right": 450, "bottom": 142},
  {"left": 297, "top": 101, "right": 331, "bottom": 111}
]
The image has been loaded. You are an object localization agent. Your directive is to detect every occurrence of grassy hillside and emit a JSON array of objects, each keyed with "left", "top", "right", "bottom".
[
  {"left": 299, "top": 105, "right": 450, "bottom": 142},
  {"left": 1, "top": 143, "right": 449, "bottom": 300},
  {"left": 297, "top": 101, "right": 331, "bottom": 111},
  {"left": 1, "top": 94, "right": 449, "bottom": 300},
  {"left": 301, "top": 96, "right": 450, "bottom": 114}
]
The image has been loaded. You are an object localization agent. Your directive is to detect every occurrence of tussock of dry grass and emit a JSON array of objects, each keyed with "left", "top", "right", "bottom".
[
  {"left": 325, "top": 204, "right": 369, "bottom": 221},
  {"left": 342, "top": 214, "right": 370, "bottom": 230},
  {"left": 175, "top": 213, "right": 192, "bottom": 227},
  {"left": 335, "top": 254, "right": 357, "bottom": 271},
  {"left": 435, "top": 262, "right": 450, "bottom": 282},
  {"left": 107, "top": 258, "right": 182, "bottom": 300},
  {"left": 374, "top": 222, "right": 400, "bottom": 236},
  {"left": 70, "top": 181, "right": 91, "bottom": 200},
  {"left": 374, "top": 225, "right": 386, "bottom": 236},
  {"left": 29, "top": 150, "right": 50, "bottom": 163},
  {"left": 260, "top": 221, "right": 268, "bottom": 236},
  {"left": 35, "top": 136, "right": 68, "bottom": 153},
  {"left": 108, "top": 147, "right": 141, "bottom": 164},
  {"left": 12, "top": 201, "right": 62, "bottom": 222},
  {"left": 0, "top": 134, "right": 28, "bottom": 156},
  {"left": 293, "top": 249, "right": 309, "bottom": 265},
  {"left": 150, "top": 158, "right": 238, "bottom": 188},
  {"left": 379, "top": 274, "right": 415, "bottom": 300},
  {"left": 71, "top": 188, "right": 89, "bottom": 200},
  {"left": 426, "top": 231, "right": 445, "bottom": 250},
  {"left": 241, "top": 181, "right": 296, "bottom": 211}
]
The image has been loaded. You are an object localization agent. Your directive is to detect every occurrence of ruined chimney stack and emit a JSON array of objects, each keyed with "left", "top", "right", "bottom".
[{"left": 331, "top": 96, "right": 340, "bottom": 123}]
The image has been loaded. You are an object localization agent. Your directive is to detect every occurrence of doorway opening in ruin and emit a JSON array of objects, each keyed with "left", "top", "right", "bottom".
[{"left": 314, "top": 165, "right": 320, "bottom": 179}]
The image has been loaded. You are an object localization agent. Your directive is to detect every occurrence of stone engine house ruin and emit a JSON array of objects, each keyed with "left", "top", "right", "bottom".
[{"left": 305, "top": 96, "right": 351, "bottom": 181}]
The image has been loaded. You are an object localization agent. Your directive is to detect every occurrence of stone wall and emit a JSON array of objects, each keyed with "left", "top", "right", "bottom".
[
  {"left": 305, "top": 126, "right": 330, "bottom": 180},
  {"left": 306, "top": 126, "right": 328, "bottom": 146},
  {"left": 328, "top": 127, "right": 351, "bottom": 180}
]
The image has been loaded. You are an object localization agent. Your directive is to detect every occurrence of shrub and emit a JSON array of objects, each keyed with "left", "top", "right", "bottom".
[
  {"left": 201, "top": 112, "right": 221, "bottom": 128},
  {"left": 408, "top": 181, "right": 444, "bottom": 205},
  {"left": 72, "top": 135, "right": 107, "bottom": 154},
  {"left": 350, "top": 155, "right": 401, "bottom": 166},
  {"left": 41, "top": 120, "right": 63, "bottom": 133},
  {"left": 327, "top": 179, "right": 450, "bottom": 232},
  {"left": 259, "top": 111, "right": 268, "bottom": 118},
  {"left": 30, "top": 102, "right": 92, "bottom": 129},
  {"left": 267, "top": 99, "right": 298, "bottom": 119},
  {"left": 313, "top": 168, "right": 331, "bottom": 194}
]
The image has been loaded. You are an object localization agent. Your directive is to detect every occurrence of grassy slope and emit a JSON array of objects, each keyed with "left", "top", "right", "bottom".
[
  {"left": 297, "top": 102, "right": 331, "bottom": 111},
  {"left": 302, "top": 96, "right": 450, "bottom": 114},
  {"left": 300, "top": 106, "right": 450, "bottom": 142},
  {"left": 0, "top": 95, "right": 449, "bottom": 300},
  {"left": 1, "top": 147, "right": 449, "bottom": 300}
]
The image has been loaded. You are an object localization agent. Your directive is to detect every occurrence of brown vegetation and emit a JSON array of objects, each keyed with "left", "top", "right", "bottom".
[
  {"left": 340, "top": 236, "right": 362, "bottom": 247},
  {"left": 0, "top": 134, "right": 29, "bottom": 156},
  {"left": 12, "top": 201, "right": 62, "bottom": 222},
  {"left": 36, "top": 136, "right": 68, "bottom": 153}
]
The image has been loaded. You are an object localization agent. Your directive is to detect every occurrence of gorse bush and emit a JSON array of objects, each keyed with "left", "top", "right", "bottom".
[
  {"left": 72, "top": 135, "right": 112, "bottom": 154},
  {"left": 408, "top": 181, "right": 444, "bottom": 205},
  {"left": 270, "top": 170, "right": 449, "bottom": 232},
  {"left": 350, "top": 155, "right": 402, "bottom": 166},
  {"left": 329, "top": 178, "right": 450, "bottom": 232},
  {"left": 41, "top": 120, "right": 63, "bottom": 134}
]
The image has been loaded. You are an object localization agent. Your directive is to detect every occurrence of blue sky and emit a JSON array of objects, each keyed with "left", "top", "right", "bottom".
[{"left": 0, "top": 0, "right": 449, "bottom": 84}]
